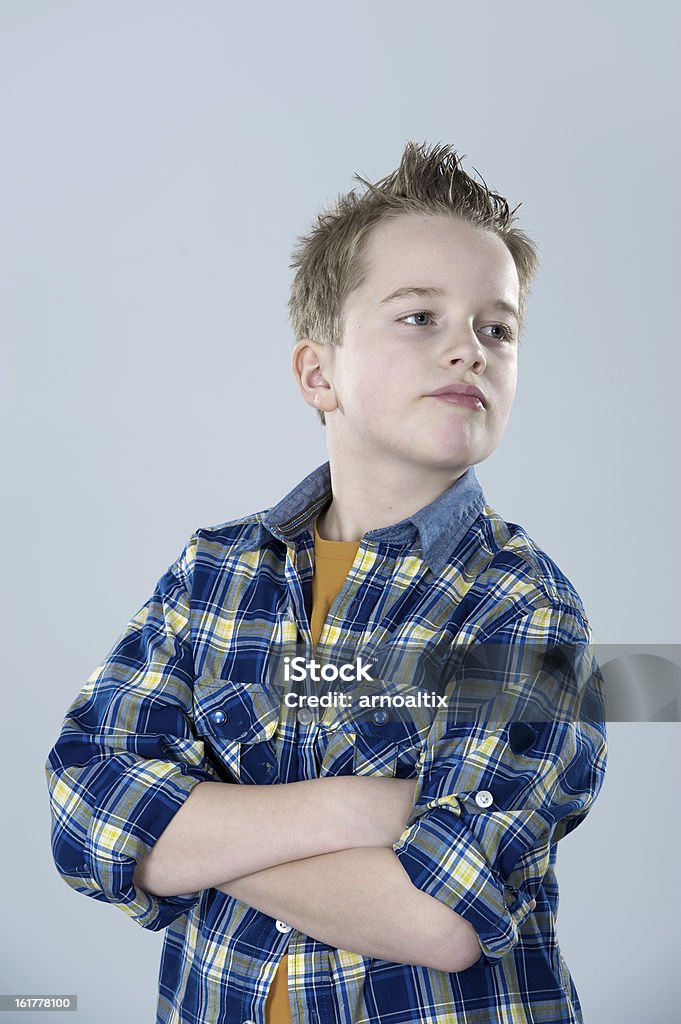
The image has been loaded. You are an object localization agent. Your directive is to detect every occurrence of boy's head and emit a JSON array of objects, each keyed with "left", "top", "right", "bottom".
[{"left": 289, "top": 141, "right": 540, "bottom": 477}]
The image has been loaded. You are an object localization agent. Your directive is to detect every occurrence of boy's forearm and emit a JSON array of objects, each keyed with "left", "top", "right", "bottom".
[
  {"left": 215, "top": 846, "right": 482, "bottom": 973},
  {"left": 132, "top": 776, "right": 416, "bottom": 898}
]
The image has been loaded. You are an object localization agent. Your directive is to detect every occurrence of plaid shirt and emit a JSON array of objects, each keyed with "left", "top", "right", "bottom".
[{"left": 45, "top": 461, "right": 607, "bottom": 1024}]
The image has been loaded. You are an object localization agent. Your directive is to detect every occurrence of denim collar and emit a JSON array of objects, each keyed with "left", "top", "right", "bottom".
[{"left": 260, "top": 461, "right": 486, "bottom": 575}]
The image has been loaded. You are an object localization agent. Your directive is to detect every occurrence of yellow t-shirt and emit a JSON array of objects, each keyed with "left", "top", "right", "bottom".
[{"left": 264, "top": 518, "right": 360, "bottom": 1024}]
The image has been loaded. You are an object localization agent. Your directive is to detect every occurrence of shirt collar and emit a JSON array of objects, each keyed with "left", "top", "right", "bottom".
[{"left": 260, "top": 461, "right": 486, "bottom": 575}]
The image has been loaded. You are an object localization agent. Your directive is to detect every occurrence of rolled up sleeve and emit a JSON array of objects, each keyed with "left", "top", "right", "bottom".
[
  {"left": 44, "top": 533, "right": 220, "bottom": 931},
  {"left": 392, "top": 601, "right": 608, "bottom": 966}
]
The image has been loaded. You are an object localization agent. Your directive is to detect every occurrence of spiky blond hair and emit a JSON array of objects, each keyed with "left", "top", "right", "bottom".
[{"left": 288, "top": 140, "right": 540, "bottom": 425}]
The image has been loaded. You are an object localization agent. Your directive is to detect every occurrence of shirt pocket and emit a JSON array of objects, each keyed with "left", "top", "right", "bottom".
[
  {"left": 350, "top": 684, "right": 437, "bottom": 779},
  {"left": 193, "top": 677, "right": 280, "bottom": 784}
]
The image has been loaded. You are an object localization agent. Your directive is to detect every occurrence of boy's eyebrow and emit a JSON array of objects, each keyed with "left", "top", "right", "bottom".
[{"left": 379, "top": 286, "right": 520, "bottom": 323}]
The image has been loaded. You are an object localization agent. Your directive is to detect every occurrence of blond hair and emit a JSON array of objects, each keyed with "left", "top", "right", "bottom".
[{"left": 288, "top": 140, "right": 540, "bottom": 425}]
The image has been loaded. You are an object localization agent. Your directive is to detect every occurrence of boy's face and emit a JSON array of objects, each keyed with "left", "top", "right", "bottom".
[{"left": 296, "top": 213, "right": 521, "bottom": 478}]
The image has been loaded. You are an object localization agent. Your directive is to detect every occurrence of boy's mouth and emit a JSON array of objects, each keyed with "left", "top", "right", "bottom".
[{"left": 426, "top": 383, "right": 486, "bottom": 408}]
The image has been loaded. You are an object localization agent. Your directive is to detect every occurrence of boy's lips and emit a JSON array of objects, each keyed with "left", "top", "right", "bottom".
[{"left": 426, "top": 383, "right": 486, "bottom": 408}]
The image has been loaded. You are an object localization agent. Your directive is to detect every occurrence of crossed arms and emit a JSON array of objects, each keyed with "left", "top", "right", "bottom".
[
  {"left": 47, "top": 567, "right": 592, "bottom": 971},
  {"left": 131, "top": 776, "right": 484, "bottom": 973}
]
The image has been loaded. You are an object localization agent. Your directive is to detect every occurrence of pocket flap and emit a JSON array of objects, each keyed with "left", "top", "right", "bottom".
[{"left": 193, "top": 678, "right": 280, "bottom": 743}]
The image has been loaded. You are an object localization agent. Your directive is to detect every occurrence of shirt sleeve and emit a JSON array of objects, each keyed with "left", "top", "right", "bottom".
[
  {"left": 44, "top": 533, "right": 221, "bottom": 932},
  {"left": 391, "top": 600, "right": 608, "bottom": 967}
]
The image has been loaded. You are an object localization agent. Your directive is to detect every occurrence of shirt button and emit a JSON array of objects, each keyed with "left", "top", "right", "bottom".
[
  {"left": 474, "top": 790, "right": 494, "bottom": 808},
  {"left": 242, "top": 1020, "right": 257, "bottom": 1024},
  {"left": 372, "top": 709, "right": 389, "bottom": 725},
  {"left": 211, "top": 710, "right": 227, "bottom": 725},
  {"left": 275, "top": 920, "right": 292, "bottom": 932},
  {"left": 285, "top": 604, "right": 295, "bottom": 621},
  {"left": 297, "top": 708, "right": 314, "bottom": 725}
]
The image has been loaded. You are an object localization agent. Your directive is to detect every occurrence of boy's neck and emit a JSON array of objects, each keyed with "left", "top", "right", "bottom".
[{"left": 315, "top": 454, "right": 470, "bottom": 542}]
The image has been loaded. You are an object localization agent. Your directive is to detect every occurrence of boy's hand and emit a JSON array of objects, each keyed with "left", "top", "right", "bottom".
[
  {"left": 329, "top": 777, "right": 539, "bottom": 913},
  {"left": 383, "top": 783, "right": 538, "bottom": 912},
  {"left": 379, "top": 777, "right": 419, "bottom": 836},
  {"left": 332, "top": 776, "right": 417, "bottom": 849}
]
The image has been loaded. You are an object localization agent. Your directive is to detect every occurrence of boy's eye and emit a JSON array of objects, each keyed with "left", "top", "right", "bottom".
[
  {"left": 399, "top": 311, "right": 435, "bottom": 327},
  {"left": 481, "top": 323, "right": 514, "bottom": 342}
]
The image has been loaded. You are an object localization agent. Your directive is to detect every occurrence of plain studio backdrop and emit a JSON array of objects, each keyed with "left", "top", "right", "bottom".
[{"left": 2, "top": 2, "right": 679, "bottom": 1021}]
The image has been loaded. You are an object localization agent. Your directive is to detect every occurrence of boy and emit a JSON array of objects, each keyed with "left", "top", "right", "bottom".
[{"left": 45, "top": 141, "right": 607, "bottom": 1024}]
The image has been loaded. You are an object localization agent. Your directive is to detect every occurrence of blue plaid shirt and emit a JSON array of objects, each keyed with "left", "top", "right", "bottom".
[{"left": 45, "top": 461, "right": 607, "bottom": 1024}]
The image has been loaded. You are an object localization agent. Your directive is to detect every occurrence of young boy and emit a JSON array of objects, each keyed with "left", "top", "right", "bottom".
[{"left": 45, "top": 141, "right": 607, "bottom": 1024}]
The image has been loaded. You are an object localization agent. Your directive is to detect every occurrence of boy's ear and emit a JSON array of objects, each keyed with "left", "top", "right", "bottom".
[{"left": 291, "top": 339, "right": 338, "bottom": 414}]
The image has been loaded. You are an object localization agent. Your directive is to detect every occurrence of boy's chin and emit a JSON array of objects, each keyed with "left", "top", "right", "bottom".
[
  {"left": 418, "top": 433, "right": 499, "bottom": 468},
  {"left": 413, "top": 438, "right": 488, "bottom": 467},
  {"left": 392, "top": 447, "right": 482, "bottom": 475}
]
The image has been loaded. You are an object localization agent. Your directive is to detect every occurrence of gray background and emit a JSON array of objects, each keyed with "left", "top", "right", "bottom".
[{"left": 2, "top": 1, "right": 679, "bottom": 1020}]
